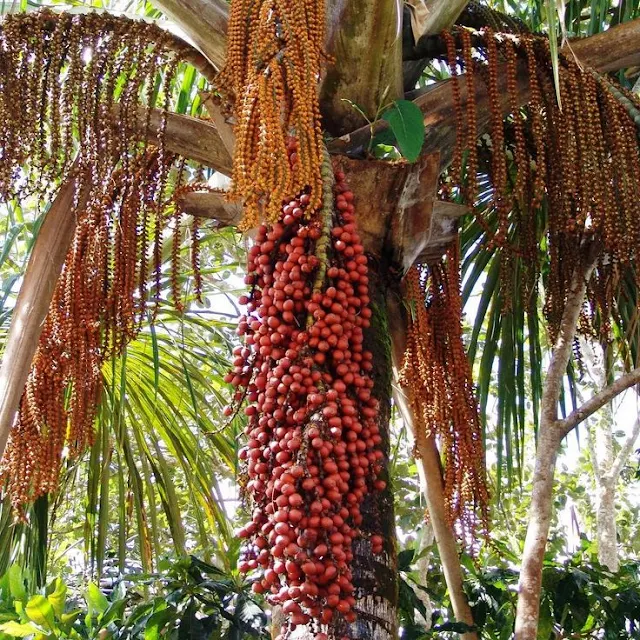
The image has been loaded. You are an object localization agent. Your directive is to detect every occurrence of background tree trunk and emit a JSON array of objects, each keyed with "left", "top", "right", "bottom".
[
  {"left": 511, "top": 254, "right": 640, "bottom": 637},
  {"left": 589, "top": 411, "right": 640, "bottom": 572},
  {"left": 582, "top": 341, "right": 640, "bottom": 572},
  {"left": 514, "top": 428, "right": 563, "bottom": 640},
  {"left": 515, "top": 258, "right": 596, "bottom": 640},
  {"left": 595, "top": 482, "right": 618, "bottom": 570},
  {"left": 583, "top": 343, "right": 620, "bottom": 572}
]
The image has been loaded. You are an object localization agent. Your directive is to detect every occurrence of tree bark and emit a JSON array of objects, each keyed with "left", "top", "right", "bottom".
[
  {"left": 591, "top": 416, "right": 640, "bottom": 571},
  {"left": 514, "top": 427, "right": 563, "bottom": 640},
  {"left": 582, "top": 343, "right": 619, "bottom": 572},
  {"left": 514, "top": 256, "right": 597, "bottom": 640},
  {"left": 341, "top": 264, "right": 398, "bottom": 640},
  {"left": 595, "top": 481, "right": 618, "bottom": 571},
  {"left": 583, "top": 344, "right": 640, "bottom": 573},
  {"left": 319, "top": 0, "right": 403, "bottom": 135}
]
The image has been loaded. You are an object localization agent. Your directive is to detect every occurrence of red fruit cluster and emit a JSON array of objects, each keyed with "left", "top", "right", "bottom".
[{"left": 226, "top": 164, "right": 385, "bottom": 638}]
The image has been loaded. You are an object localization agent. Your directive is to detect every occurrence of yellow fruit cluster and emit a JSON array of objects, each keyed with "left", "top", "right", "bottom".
[{"left": 216, "top": 0, "right": 326, "bottom": 228}]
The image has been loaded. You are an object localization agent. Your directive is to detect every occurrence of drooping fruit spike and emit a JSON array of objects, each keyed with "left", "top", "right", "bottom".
[
  {"left": 0, "top": 10, "right": 208, "bottom": 516},
  {"left": 443, "top": 26, "right": 640, "bottom": 342},
  {"left": 229, "top": 150, "right": 386, "bottom": 638},
  {"left": 215, "top": 0, "right": 326, "bottom": 228},
  {"left": 400, "top": 255, "right": 489, "bottom": 542}
]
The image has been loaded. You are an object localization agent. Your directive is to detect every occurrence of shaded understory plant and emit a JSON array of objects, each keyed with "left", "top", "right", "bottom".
[
  {"left": 398, "top": 538, "right": 640, "bottom": 639},
  {"left": 0, "top": 556, "right": 267, "bottom": 640}
]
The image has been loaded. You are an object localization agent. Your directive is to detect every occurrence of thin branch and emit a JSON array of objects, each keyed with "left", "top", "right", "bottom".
[
  {"left": 542, "top": 254, "right": 598, "bottom": 428},
  {"left": 559, "top": 368, "right": 640, "bottom": 438},
  {"left": 609, "top": 415, "right": 640, "bottom": 483}
]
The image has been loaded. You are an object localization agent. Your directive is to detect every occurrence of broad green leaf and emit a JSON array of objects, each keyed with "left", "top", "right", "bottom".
[
  {"left": 234, "top": 596, "right": 266, "bottom": 629},
  {"left": 382, "top": 100, "right": 425, "bottom": 163},
  {"left": 85, "top": 584, "right": 109, "bottom": 617},
  {"left": 45, "top": 578, "right": 67, "bottom": 617},
  {"left": 144, "top": 605, "right": 174, "bottom": 640},
  {"left": 0, "top": 621, "right": 39, "bottom": 637},
  {"left": 7, "top": 567, "right": 26, "bottom": 604},
  {"left": 24, "top": 596, "right": 54, "bottom": 632}
]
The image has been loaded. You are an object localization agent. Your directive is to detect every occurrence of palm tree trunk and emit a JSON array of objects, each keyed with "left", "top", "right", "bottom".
[{"left": 340, "top": 265, "right": 399, "bottom": 639}]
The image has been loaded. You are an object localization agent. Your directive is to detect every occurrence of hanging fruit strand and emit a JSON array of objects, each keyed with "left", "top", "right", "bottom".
[
  {"left": 400, "top": 255, "right": 489, "bottom": 542},
  {"left": 461, "top": 28, "right": 479, "bottom": 206},
  {"left": 0, "top": 150, "right": 205, "bottom": 518},
  {"left": 0, "top": 10, "right": 208, "bottom": 517},
  {"left": 441, "top": 26, "right": 640, "bottom": 341},
  {"left": 443, "top": 30, "right": 464, "bottom": 195},
  {"left": 217, "top": 0, "right": 390, "bottom": 636},
  {"left": 215, "top": 0, "right": 326, "bottom": 228},
  {"left": 227, "top": 145, "right": 385, "bottom": 640},
  {"left": 0, "top": 10, "right": 203, "bottom": 203}
]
